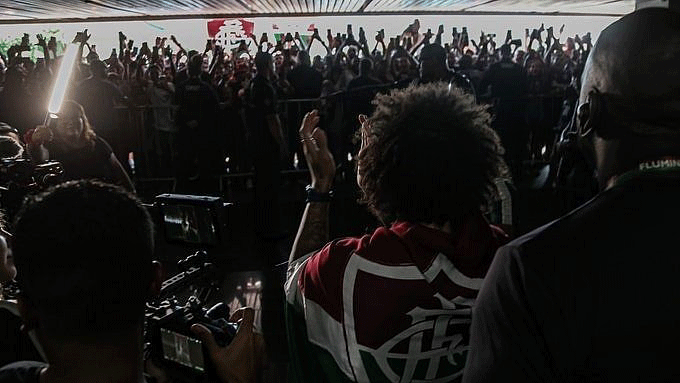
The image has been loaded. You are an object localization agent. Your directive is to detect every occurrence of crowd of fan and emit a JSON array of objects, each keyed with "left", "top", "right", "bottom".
[
  {"left": 0, "top": 7, "right": 679, "bottom": 383},
  {"left": 0, "top": 19, "right": 593, "bottom": 187}
]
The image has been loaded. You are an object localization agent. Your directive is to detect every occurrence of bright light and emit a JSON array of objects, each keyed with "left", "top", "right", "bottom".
[{"left": 47, "top": 43, "right": 79, "bottom": 115}]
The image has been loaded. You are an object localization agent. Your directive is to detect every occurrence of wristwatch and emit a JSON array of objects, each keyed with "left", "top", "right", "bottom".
[{"left": 306, "top": 184, "right": 333, "bottom": 203}]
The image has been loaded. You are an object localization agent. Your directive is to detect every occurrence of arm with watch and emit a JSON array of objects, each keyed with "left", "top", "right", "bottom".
[{"left": 289, "top": 109, "right": 336, "bottom": 265}]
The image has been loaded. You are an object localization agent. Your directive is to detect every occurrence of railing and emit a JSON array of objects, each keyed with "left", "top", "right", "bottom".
[{"left": 111, "top": 89, "right": 568, "bottom": 199}]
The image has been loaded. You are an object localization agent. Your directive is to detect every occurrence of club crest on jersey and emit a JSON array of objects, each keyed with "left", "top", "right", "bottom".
[{"left": 343, "top": 255, "right": 476, "bottom": 382}]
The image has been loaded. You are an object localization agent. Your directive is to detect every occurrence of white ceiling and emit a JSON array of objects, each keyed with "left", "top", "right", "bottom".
[{"left": 0, "top": 0, "right": 635, "bottom": 22}]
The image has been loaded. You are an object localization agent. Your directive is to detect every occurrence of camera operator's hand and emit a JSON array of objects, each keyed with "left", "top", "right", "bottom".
[
  {"left": 191, "top": 307, "right": 264, "bottom": 383},
  {"left": 300, "top": 110, "right": 335, "bottom": 192}
]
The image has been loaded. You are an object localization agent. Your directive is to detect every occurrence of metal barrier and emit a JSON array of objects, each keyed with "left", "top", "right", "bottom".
[{"left": 111, "top": 89, "right": 568, "bottom": 197}]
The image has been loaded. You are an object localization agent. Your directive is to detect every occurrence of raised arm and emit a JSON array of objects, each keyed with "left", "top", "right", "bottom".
[{"left": 289, "top": 110, "right": 336, "bottom": 264}]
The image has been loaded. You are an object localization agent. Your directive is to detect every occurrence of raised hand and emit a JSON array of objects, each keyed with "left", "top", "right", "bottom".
[
  {"left": 424, "top": 28, "right": 433, "bottom": 42},
  {"left": 299, "top": 110, "right": 335, "bottom": 192},
  {"left": 36, "top": 34, "right": 47, "bottom": 48},
  {"left": 359, "top": 27, "right": 367, "bottom": 45}
]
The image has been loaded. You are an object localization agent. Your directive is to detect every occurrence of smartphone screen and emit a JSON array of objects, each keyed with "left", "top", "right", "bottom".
[{"left": 160, "top": 328, "right": 205, "bottom": 371}]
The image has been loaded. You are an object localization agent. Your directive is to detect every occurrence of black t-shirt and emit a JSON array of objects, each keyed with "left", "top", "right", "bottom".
[
  {"left": 0, "top": 361, "right": 44, "bottom": 383},
  {"left": 246, "top": 75, "right": 278, "bottom": 154},
  {"left": 46, "top": 136, "right": 115, "bottom": 184},
  {"left": 174, "top": 76, "right": 219, "bottom": 138},
  {"left": 287, "top": 65, "right": 323, "bottom": 99},
  {"left": 0, "top": 88, "right": 42, "bottom": 136},
  {"left": 464, "top": 172, "right": 680, "bottom": 383},
  {"left": 345, "top": 75, "right": 384, "bottom": 119},
  {"left": 74, "top": 77, "right": 124, "bottom": 134},
  {"left": 479, "top": 59, "right": 527, "bottom": 101}
]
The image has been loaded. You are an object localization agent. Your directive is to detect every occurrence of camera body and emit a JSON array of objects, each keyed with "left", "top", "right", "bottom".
[
  {"left": 0, "top": 159, "right": 64, "bottom": 223},
  {"left": 147, "top": 298, "right": 237, "bottom": 381},
  {"left": 146, "top": 251, "right": 238, "bottom": 382}
]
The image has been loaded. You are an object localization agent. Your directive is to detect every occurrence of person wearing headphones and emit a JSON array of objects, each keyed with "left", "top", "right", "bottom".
[{"left": 464, "top": 7, "right": 680, "bottom": 382}]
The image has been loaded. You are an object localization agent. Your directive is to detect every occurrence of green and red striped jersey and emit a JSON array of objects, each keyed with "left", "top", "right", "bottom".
[{"left": 286, "top": 213, "right": 507, "bottom": 383}]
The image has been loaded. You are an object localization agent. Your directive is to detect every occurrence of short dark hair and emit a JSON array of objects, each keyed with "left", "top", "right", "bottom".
[
  {"left": 420, "top": 43, "right": 447, "bottom": 65},
  {"left": 298, "top": 50, "right": 311, "bottom": 66},
  {"left": 90, "top": 59, "right": 107, "bottom": 78},
  {"left": 359, "top": 58, "right": 373, "bottom": 76},
  {"left": 254, "top": 51, "right": 273, "bottom": 72},
  {"left": 13, "top": 180, "right": 154, "bottom": 339},
  {"left": 357, "top": 83, "right": 507, "bottom": 226},
  {"left": 188, "top": 54, "right": 203, "bottom": 76},
  {"left": 499, "top": 44, "right": 512, "bottom": 58}
]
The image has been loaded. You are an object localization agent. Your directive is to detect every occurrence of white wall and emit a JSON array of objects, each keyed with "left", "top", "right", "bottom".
[{"left": 0, "top": 14, "right": 621, "bottom": 60}]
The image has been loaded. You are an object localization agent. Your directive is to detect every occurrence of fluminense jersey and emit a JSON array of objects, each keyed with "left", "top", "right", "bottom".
[{"left": 285, "top": 214, "right": 507, "bottom": 383}]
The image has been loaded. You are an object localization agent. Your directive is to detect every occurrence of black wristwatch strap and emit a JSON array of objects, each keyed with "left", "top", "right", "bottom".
[{"left": 306, "top": 184, "right": 333, "bottom": 203}]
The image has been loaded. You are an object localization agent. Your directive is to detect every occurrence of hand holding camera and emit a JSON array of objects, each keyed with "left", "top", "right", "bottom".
[{"left": 191, "top": 307, "right": 264, "bottom": 383}]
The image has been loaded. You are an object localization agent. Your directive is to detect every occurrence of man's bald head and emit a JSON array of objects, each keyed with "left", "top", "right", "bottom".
[
  {"left": 580, "top": 8, "right": 680, "bottom": 133},
  {"left": 579, "top": 7, "right": 680, "bottom": 188}
]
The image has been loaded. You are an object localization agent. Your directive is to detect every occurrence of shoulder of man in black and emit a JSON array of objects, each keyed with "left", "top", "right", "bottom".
[{"left": 465, "top": 174, "right": 680, "bottom": 382}]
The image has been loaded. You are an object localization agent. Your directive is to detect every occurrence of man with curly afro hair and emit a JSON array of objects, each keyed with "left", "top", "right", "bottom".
[{"left": 285, "top": 82, "right": 509, "bottom": 383}]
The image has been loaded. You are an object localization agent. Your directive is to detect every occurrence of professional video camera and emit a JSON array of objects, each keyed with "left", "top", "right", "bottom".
[
  {"left": 0, "top": 159, "right": 64, "bottom": 189},
  {"left": 0, "top": 158, "right": 64, "bottom": 222},
  {"left": 145, "top": 250, "right": 238, "bottom": 383}
]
